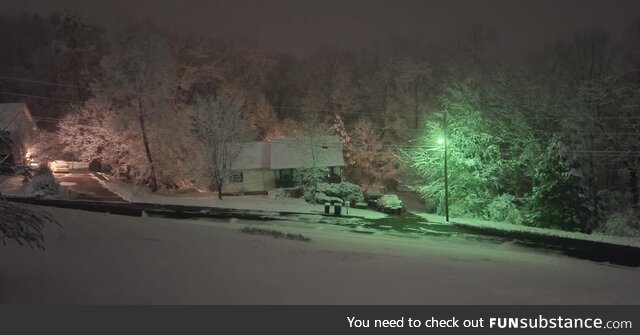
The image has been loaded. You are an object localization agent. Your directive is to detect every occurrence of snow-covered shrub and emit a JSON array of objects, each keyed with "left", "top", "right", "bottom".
[
  {"left": 485, "top": 194, "right": 523, "bottom": 225},
  {"left": 34, "top": 163, "right": 53, "bottom": 176},
  {"left": 31, "top": 173, "right": 60, "bottom": 197},
  {"left": 314, "top": 192, "right": 344, "bottom": 205},
  {"left": 269, "top": 188, "right": 287, "bottom": 199},
  {"left": 317, "top": 182, "right": 364, "bottom": 204},
  {"left": 596, "top": 210, "right": 640, "bottom": 237},
  {"left": 449, "top": 191, "right": 492, "bottom": 218},
  {"left": 596, "top": 190, "right": 630, "bottom": 218},
  {"left": 295, "top": 167, "right": 325, "bottom": 202}
]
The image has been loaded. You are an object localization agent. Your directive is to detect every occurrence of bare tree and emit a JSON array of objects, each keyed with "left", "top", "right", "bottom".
[{"left": 190, "top": 93, "right": 252, "bottom": 200}]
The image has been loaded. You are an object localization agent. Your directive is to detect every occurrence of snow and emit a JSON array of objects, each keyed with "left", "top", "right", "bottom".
[
  {"left": 0, "top": 174, "right": 32, "bottom": 197},
  {"left": 103, "top": 179, "right": 386, "bottom": 219},
  {"left": 1, "top": 205, "right": 639, "bottom": 304},
  {"left": 0, "top": 173, "right": 74, "bottom": 199},
  {"left": 416, "top": 213, "right": 640, "bottom": 248}
]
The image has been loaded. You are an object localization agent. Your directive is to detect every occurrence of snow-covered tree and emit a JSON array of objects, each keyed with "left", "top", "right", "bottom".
[
  {"left": 292, "top": 112, "right": 332, "bottom": 203},
  {"left": 97, "top": 23, "right": 174, "bottom": 192},
  {"left": 57, "top": 99, "right": 138, "bottom": 174},
  {"left": 190, "top": 93, "right": 252, "bottom": 199},
  {"left": 524, "top": 138, "right": 592, "bottom": 231},
  {"left": 405, "top": 81, "right": 506, "bottom": 217},
  {"left": 245, "top": 95, "right": 278, "bottom": 139}
]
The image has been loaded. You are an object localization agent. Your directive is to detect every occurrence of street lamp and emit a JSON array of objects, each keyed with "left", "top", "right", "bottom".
[{"left": 439, "top": 112, "right": 450, "bottom": 223}]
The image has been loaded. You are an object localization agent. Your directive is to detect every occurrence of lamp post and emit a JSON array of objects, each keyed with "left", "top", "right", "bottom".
[
  {"left": 437, "top": 112, "right": 450, "bottom": 223},
  {"left": 443, "top": 112, "right": 449, "bottom": 223}
]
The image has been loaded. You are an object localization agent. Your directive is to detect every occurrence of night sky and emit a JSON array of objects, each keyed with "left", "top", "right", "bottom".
[{"left": 3, "top": 0, "right": 640, "bottom": 58}]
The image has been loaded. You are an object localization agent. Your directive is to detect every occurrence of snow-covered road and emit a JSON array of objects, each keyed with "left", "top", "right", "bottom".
[{"left": 1, "top": 205, "right": 638, "bottom": 304}]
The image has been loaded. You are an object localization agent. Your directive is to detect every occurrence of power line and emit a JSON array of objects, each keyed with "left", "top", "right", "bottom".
[
  {"left": 3, "top": 73, "right": 640, "bottom": 121},
  {"left": 33, "top": 108, "right": 640, "bottom": 136},
  {"left": 30, "top": 116, "right": 640, "bottom": 155},
  {"left": 4, "top": 76, "right": 640, "bottom": 138},
  {"left": 0, "top": 75, "right": 85, "bottom": 89},
  {"left": 0, "top": 91, "right": 82, "bottom": 103}
]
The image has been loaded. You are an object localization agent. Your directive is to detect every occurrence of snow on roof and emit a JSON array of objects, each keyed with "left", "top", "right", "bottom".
[
  {"left": 229, "top": 141, "right": 270, "bottom": 170},
  {"left": 229, "top": 135, "right": 345, "bottom": 170},
  {"left": 270, "top": 135, "right": 345, "bottom": 169},
  {"left": 0, "top": 103, "right": 34, "bottom": 132}
]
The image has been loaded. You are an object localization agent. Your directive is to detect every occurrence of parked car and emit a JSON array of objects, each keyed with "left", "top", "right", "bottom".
[
  {"left": 364, "top": 187, "right": 384, "bottom": 207},
  {"left": 25, "top": 152, "right": 40, "bottom": 170},
  {"left": 48, "top": 160, "right": 70, "bottom": 173},
  {"left": 377, "top": 194, "right": 404, "bottom": 214}
]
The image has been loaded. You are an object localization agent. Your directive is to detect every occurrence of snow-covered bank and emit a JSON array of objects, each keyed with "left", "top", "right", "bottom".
[
  {"left": 416, "top": 213, "right": 640, "bottom": 248},
  {"left": 103, "top": 179, "right": 386, "bottom": 219},
  {"left": 0, "top": 206, "right": 639, "bottom": 304}
]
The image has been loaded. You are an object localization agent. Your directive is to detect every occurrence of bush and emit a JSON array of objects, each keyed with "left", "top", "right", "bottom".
[
  {"left": 485, "top": 194, "right": 523, "bottom": 225},
  {"left": 294, "top": 167, "right": 325, "bottom": 202},
  {"left": 32, "top": 172, "right": 60, "bottom": 197},
  {"left": 34, "top": 164, "right": 53, "bottom": 176},
  {"left": 314, "top": 192, "right": 344, "bottom": 205},
  {"left": 240, "top": 227, "right": 311, "bottom": 242},
  {"left": 596, "top": 210, "right": 640, "bottom": 237},
  {"left": 317, "top": 182, "right": 364, "bottom": 203}
]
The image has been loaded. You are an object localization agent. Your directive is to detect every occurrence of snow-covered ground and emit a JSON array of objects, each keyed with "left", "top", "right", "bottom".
[
  {"left": 416, "top": 213, "right": 640, "bottom": 248},
  {"left": 0, "top": 173, "right": 75, "bottom": 199},
  {"left": 1, "top": 205, "right": 639, "bottom": 304},
  {"left": 104, "top": 179, "right": 386, "bottom": 219},
  {"left": 0, "top": 174, "right": 32, "bottom": 197}
]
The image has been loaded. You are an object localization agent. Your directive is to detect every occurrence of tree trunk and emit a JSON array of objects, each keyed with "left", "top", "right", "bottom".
[
  {"left": 217, "top": 183, "right": 223, "bottom": 200},
  {"left": 588, "top": 151, "right": 599, "bottom": 220},
  {"left": 137, "top": 102, "right": 158, "bottom": 192},
  {"left": 624, "top": 161, "right": 639, "bottom": 210},
  {"left": 414, "top": 75, "right": 420, "bottom": 132}
]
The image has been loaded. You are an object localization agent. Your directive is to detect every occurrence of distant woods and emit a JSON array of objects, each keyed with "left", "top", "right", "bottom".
[{"left": 2, "top": 13, "right": 640, "bottom": 233}]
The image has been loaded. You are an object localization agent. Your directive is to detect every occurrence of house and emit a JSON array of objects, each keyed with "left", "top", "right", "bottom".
[
  {"left": 222, "top": 135, "right": 345, "bottom": 194},
  {"left": 0, "top": 103, "right": 36, "bottom": 166}
]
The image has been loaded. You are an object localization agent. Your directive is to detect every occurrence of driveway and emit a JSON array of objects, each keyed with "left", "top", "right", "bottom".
[{"left": 54, "top": 171, "right": 125, "bottom": 202}]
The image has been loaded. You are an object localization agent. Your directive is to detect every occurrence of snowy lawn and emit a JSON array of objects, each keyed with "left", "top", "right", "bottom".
[
  {"left": 0, "top": 205, "right": 639, "bottom": 304},
  {"left": 104, "top": 179, "right": 386, "bottom": 219},
  {"left": 416, "top": 213, "right": 640, "bottom": 248}
]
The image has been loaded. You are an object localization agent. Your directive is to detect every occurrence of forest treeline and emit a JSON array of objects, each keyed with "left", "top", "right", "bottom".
[{"left": 2, "top": 13, "right": 640, "bottom": 235}]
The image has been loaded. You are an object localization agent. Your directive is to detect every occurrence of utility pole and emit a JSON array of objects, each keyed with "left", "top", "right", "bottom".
[{"left": 443, "top": 111, "right": 450, "bottom": 223}]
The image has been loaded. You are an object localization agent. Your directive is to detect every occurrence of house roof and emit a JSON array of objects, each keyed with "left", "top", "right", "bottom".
[
  {"left": 229, "top": 135, "right": 345, "bottom": 170},
  {"left": 229, "top": 141, "right": 270, "bottom": 170},
  {"left": 269, "top": 135, "right": 345, "bottom": 170},
  {"left": 0, "top": 103, "right": 35, "bottom": 132}
]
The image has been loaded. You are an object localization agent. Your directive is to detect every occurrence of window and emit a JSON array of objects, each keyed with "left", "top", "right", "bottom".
[
  {"left": 229, "top": 170, "right": 244, "bottom": 183},
  {"left": 278, "top": 169, "right": 294, "bottom": 180}
]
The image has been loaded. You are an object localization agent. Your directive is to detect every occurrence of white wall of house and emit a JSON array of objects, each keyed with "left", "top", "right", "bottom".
[
  {"left": 220, "top": 136, "right": 345, "bottom": 194},
  {"left": 0, "top": 103, "right": 36, "bottom": 165},
  {"left": 222, "top": 168, "right": 276, "bottom": 194}
]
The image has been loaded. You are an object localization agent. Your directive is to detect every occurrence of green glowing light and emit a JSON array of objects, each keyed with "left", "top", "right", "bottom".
[{"left": 437, "top": 138, "right": 444, "bottom": 145}]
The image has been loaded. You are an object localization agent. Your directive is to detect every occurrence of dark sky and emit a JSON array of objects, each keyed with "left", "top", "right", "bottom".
[{"left": 3, "top": 0, "right": 640, "bottom": 58}]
